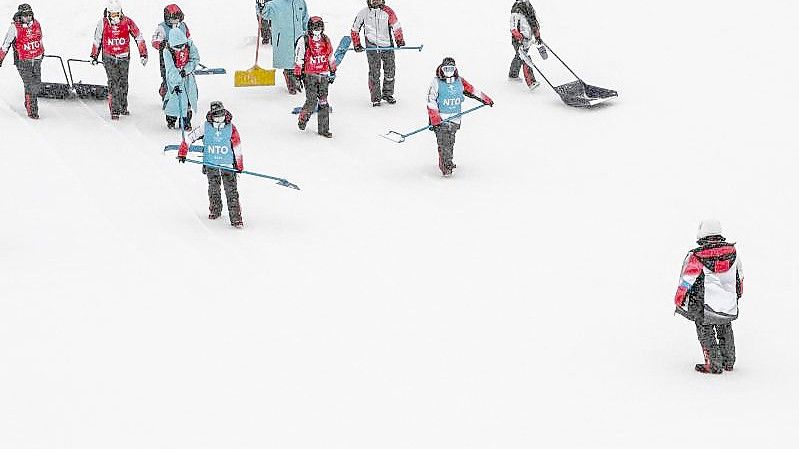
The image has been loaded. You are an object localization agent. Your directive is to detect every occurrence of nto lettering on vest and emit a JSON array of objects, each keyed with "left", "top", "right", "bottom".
[
  {"left": 107, "top": 37, "right": 127, "bottom": 46},
  {"left": 442, "top": 98, "right": 462, "bottom": 107},
  {"left": 208, "top": 145, "right": 230, "bottom": 155},
  {"left": 310, "top": 55, "right": 327, "bottom": 64},
  {"left": 22, "top": 41, "right": 40, "bottom": 51}
]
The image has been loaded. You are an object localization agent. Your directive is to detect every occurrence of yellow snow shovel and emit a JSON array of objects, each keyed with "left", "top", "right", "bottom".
[{"left": 234, "top": 20, "right": 275, "bottom": 87}]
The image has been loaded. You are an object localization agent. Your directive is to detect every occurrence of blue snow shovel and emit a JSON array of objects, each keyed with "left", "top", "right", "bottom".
[
  {"left": 182, "top": 159, "right": 301, "bottom": 190},
  {"left": 381, "top": 104, "right": 488, "bottom": 144},
  {"left": 351, "top": 45, "right": 424, "bottom": 52}
]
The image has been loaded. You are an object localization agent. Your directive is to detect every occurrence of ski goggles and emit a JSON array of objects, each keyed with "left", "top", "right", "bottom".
[
  {"left": 441, "top": 65, "right": 456, "bottom": 77},
  {"left": 109, "top": 12, "right": 122, "bottom": 20}
]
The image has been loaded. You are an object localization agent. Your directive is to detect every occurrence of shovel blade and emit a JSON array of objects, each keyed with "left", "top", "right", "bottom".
[
  {"left": 381, "top": 131, "right": 406, "bottom": 144},
  {"left": 234, "top": 65, "right": 275, "bottom": 87}
]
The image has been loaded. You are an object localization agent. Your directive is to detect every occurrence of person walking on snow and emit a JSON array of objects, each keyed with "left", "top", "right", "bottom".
[
  {"left": 295, "top": 16, "right": 335, "bottom": 138},
  {"left": 162, "top": 28, "right": 199, "bottom": 130},
  {"left": 0, "top": 4, "right": 44, "bottom": 119},
  {"left": 508, "top": 0, "right": 541, "bottom": 89},
  {"left": 261, "top": 0, "right": 308, "bottom": 95},
  {"left": 90, "top": 1, "right": 148, "bottom": 120},
  {"left": 427, "top": 57, "right": 493, "bottom": 176},
  {"left": 351, "top": 0, "right": 405, "bottom": 106},
  {"left": 152, "top": 4, "right": 190, "bottom": 99},
  {"left": 674, "top": 219, "right": 744, "bottom": 374},
  {"left": 255, "top": 0, "right": 272, "bottom": 45},
  {"left": 178, "top": 101, "right": 245, "bottom": 229}
]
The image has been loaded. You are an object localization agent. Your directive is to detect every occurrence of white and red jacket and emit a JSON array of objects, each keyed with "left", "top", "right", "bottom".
[
  {"left": 91, "top": 16, "right": 147, "bottom": 60},
  {"left": 0, "top": 19, "right": 44, "bottom": 64},
  {"left": 294, "top": 34, "right": 336, "bottom": 75},
  {"left": 674, "top": 241, "right": 744, "bottom": 322},
  {"left": 351, "top": 5, "right": 403, "bottom": 48}
]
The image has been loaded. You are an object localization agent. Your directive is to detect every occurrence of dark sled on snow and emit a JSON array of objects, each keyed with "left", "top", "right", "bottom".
[
  {"left": 518, "top": 44, "right": 617, "bottom": 108},
  {"left": 67, "top": 58, "right": 109, "bottom": 100},
  {"left": 38, "top": 55, "right": 73, "bottom": 99}
]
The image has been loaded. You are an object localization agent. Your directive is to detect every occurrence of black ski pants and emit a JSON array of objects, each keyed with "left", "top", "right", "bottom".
[
  {"left": 434, "top": 122, "right": 460, "bottom": 171},
  {"left": 299, "top": 74, "right": 330, "bottom": 133},
  {"left": 103, "top": 56, "right": 130, "bottom": 115},
  {"left": 16, "top": 58, "right": 42, "bottom": 116},
  {"left": 204, "top": 167, "right": 243, "bottom": 224},
  {"left": 367, "top": 48, "right": 395, "bottom": 102},
  {"left": 695, "top": 322, "right": 736, "bottom": 370}
]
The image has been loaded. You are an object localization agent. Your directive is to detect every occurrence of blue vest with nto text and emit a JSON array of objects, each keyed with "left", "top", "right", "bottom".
[
  {"left": 437, "top": 78, "right": 465, "bottom": 119},
  {"left": 202, "top": 122, "right": 235, "bottom": 168}
]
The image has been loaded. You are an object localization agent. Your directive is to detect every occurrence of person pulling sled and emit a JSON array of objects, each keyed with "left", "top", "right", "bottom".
[
  {"left": 295, "top": 16, "right": 335, "bottom": 138},
  {"left": 152, "top": 4, "right": 190, "bottom": 99},
  {"left": 163, "top": 28, "right": 199, "bottom": 130},
  {"left": 508, "top": 0, "right": 541, "bottom": 89},
  {"left": 178, "top": 101, "right": 245, "bottom": 228},
  {"left": 427, "top": 57, "right": 493, "bottom": 176},
  {"left": 0, "top": 4, "right": 44, "bottom": 119},
  {"left": 674, "top": 219, "right": 744, "bottom": 374}
]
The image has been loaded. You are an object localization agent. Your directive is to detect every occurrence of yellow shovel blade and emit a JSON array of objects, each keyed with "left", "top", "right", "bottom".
[{"left": 234, "top": 65, "right": 276, "bottom": 87}]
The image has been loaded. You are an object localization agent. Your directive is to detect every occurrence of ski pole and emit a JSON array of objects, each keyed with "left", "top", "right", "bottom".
[
  {"left": 381, "top": 104, "right": 488, "bottom": 144},
  {"left": 181, "top": 159, "right": 301, "bottom": 190},
  {"left": 350, "top": 45, "right": 423, "bottom": 52}
]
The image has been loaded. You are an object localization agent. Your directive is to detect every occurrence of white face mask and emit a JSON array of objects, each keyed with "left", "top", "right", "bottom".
[
  {"left": 109, "top": 13, "right": 122, "bottom": 25},
  {"left": 442, "top": 66, "right": 456, "bottom": 78},
  {"left": 312, "top": 30, "right": 322, "bottom": 37},
  {"left": 212, "top": 115, "right": 226, "bottom": 129},
  {"left": 21, "top": 15, "right": 33, "bottom": 25},
  {"left": 169, "top": 18, "right": 180, "bottom": 26}
]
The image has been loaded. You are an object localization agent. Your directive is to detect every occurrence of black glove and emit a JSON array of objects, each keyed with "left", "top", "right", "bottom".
[
  {"left": 179, "top": 69, "right": 187, "bottom": 78},
  {"left": 328, "top": 70, "right": 336, "bottom": 84},
  {"left": 295, "top": 74, "right": 304, "bottom": 92},
  {"left": 177, "top": 155, "right": 186, "bottom": 163},
  {"left": 159, "top": 40, "right": 167, "bottom": 50},
  {"left": 90, "top": 56, "right": 99, "bottom": 65},
  {"left": 173, "top": 85, "right": 182, "bottom": 94},
  {"left": 354, "top": 43, "right": 364, "bottom": 53}
]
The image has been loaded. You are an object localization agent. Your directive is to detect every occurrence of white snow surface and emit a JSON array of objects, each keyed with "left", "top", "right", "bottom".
[{"left": 2, "top": 1, "right": 798, "bottom": 447}]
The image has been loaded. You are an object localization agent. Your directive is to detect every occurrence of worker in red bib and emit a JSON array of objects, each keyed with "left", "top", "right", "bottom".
[
  {"left": 90, "top": 1, "right": 148, "bottom": 120},
  {"left": 0, "top": 4, "right": 45, "bottom": 119}
]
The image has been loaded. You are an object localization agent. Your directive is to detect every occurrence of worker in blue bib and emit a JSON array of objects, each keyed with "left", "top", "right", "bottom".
[{"left": 178, "top": 101, "right": 245, "bottom": 228}]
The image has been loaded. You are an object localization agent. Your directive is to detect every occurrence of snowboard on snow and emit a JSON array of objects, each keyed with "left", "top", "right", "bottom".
[
  {"left": 291, "top": 36, "right": 352, "bottom": 115},
  {"left": 517, "top": 44, "right": 617, "bottom": 107}
]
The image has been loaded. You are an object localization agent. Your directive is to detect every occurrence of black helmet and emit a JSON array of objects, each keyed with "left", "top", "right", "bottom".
[
  {"left": 436, "top": 57, "right": 459, "bottom": 80},
  {"left": 163, "top": 4, "right": 184, "bottom": 23},
  {"left": 15, "top": 3, "right": 33, "bottom": 22},
  {"left": 308, "top": 16, "right": 324, "bottom": 33},
  {"left": 367, "top": 0, "right": 385, "bottom": 8},
  {"left": 209, "top": 101, "right": 226, "bottom": 118}
]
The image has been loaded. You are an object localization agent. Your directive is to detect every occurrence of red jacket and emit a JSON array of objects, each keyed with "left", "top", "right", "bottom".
[
  {"left": 91, "top": 17, "right": 147, "bottom": 60},
  {"left": 294, "top": 34, "right": 335, "bottom": 75},
  {"left": 0, "top": 20, "right": 44, "bottom": 64}
]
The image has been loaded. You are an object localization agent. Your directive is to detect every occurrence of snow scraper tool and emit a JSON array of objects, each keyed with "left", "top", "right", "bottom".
[
  {"left": 39, "top": 55, "right": 73, "bottom": 99},
  {"left": 234, "top": 20, "right": 275, "bottom": 87},
  {"left": 381, "top": 104, "right": 488, "bottom": 144},
  {"left": 181, "top": 159, "right": 300, "bottom": 190},
  {"left": 518, "top": 43, "right": 617, "bottom": 107},
  {"left": 194, "top": 63, "right": 226, "bottom": 76},
  {"left": 67, "top": 59, "right": 108, "bottom": 100}
]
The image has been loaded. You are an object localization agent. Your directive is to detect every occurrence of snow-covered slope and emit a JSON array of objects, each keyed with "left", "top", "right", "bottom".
[{"left": 1, "top": 1, "right": 798, "bottom": 448}]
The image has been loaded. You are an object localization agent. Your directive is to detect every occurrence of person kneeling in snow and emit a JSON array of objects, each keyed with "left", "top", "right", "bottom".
[
  {"left": 427, "top": 57, "right": 493, "bottom": 176},
  {"left": 674, "top": 219, "right": 744, "bottom": 374},
  {"left": 178, "top": 101, "right": 244, "bottom": 229},
  {"left": 163, "top": 28, "right": 199, "bottom": 130},
  {"left": 295, "top": 16, "right": 335, "bottom": 138}
]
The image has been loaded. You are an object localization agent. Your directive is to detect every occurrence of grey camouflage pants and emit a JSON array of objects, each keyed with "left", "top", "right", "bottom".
[
  {"left": 16, "top": 59, "right": 41, "bottom": 116},
  {"left": 695, "top": 322, "right": 735, "bottom": 370},
  {"left": 434, "top": 122, "right": 460, "bottom": 171},
  {"left": 367, "top": 48, "right": 395, "bottom": 102},
  {"left": 299, "top": 74, "right": 330, "bottom": 133},
  {"left": 205, "top": 168, "right": 242, "bottom": 224},
  {"left": 103, "top": 57, "right": 130, "bottom": 115},
  {"left": 509, "top": 40, "right": 523, "bottom": 78}
]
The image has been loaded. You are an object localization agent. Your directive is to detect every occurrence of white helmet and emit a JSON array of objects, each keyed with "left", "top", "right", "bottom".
[
  {"left": 107, "top": 1, "right": 122, "bottom": 13},
  {"left": 696, "top": 218, "right": 723, "bottom": 240}
]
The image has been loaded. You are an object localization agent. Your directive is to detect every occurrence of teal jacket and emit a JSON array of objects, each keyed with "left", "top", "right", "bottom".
[
  {"left": 262, "top": 0, "right": 308, "bottom": 69},
  {"left": 163, "top": 41, "right": 200, "bottom": 117}
]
